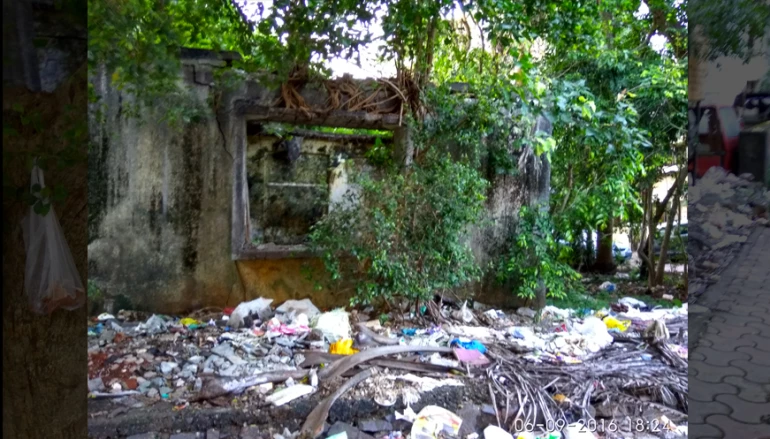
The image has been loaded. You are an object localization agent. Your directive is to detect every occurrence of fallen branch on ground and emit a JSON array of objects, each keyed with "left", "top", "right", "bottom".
[{"left": 300, "top": 368, "right": 378, "bottom": 439}]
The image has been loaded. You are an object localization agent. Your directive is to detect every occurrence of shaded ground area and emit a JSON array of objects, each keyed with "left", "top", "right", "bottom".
[{"left": 88, "top": 380, "right": 495, "bottom": 439}]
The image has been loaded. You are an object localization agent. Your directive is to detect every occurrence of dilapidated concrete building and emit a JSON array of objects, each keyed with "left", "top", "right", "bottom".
[{"left": 88, "top": 49, "right": 551, "bottom": 314}]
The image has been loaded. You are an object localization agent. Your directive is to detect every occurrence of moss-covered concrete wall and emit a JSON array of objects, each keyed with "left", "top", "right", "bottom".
[{"left": 88, "top": 58, "right": 239, "bottom": 314}]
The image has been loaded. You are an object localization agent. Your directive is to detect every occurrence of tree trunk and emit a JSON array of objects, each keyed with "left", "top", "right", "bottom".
[
  {"left": 594, "top": 221, "right": 616, "bottom": 273},
  {"left": 3, "top": 70, "right": 88, "bottom": 439},
  {"left": 531, "top": 115, "right": 552, "bottom": 313},
  {"left": 583, "top": 230, "right": 595, "bottom": 269},
  {"left": 645, "top": 189, "right": 657, "bottom": 287},
  {"left": 678, "top": 193, "right": 687, "bottom": 289},
  {"left": 654, "top": 169, "right": 687, "bottom": 285},
  {"left": 655, "top": 191, "right": 680, "bottom": 285}
]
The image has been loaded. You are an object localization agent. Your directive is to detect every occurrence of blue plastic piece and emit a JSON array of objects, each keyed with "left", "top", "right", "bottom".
[{"left": 450, "top": 338, "right": 487, "bottom": 354}]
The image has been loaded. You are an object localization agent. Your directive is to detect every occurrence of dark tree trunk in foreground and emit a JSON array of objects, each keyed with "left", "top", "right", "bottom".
[{"left": 593, "top": 221, "right": 616, "bottom": 273}]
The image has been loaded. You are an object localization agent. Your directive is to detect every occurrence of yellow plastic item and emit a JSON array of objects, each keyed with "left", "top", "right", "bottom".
[
  {"left": 179, "top": 317, "right": 201, "bottom": 327},
  {"left": 603, "top": 316, "right": 631, "bottom": 332},
  {"left": 329, "top": 338, "right": 359, "bottom": 355},
  {"left": 553, "top": 394, "right": 568, "bottom": 404}
]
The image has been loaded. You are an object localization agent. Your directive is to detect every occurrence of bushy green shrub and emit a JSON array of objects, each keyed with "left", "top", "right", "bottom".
[
  {"left": 309, "top": 153, "right": 488, "bottom": 309},
  {"left": 499, "top": 205, "right": 582, "bottom": 300}
]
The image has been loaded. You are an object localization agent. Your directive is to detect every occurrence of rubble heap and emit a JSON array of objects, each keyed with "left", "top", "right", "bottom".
[
  {"left": 88, "top": 293, "right": 688, "bottom": 439},
  {"left": 688, "top": 167, "right": 770, "bottom": 301}
]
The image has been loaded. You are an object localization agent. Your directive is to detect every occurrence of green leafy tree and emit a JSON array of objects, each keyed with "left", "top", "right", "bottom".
[{"left": 689, "top": 0, "right": 770, "bottom": 62}]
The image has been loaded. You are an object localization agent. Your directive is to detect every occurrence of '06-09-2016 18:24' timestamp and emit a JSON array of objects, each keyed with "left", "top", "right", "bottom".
[{"left": 511, "top": 417, "right": 674, "bottom": 433}]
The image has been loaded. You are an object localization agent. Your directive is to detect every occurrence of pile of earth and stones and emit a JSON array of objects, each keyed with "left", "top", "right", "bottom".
[
  {"left": 87, "top": 293, "right": 689, "bottom": 439},
  {"left": 687, "top": 167, "right": 770, "bottom": 301}
]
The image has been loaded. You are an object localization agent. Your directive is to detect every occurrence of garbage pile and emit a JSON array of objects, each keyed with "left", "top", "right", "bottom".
[
  {"left": 688, "top": 167, "right": 770, "bottom": 300},
  {"left": 88, "top": 294, "right": 688, "bottom": 439}
]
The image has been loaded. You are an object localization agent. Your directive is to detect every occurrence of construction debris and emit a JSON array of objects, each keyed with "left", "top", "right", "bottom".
[
  {"left": 689, "top": 167, "right": 770, "bottom": 300},
  {"left": 88, "top": 292, "right": 689, "bottom": 439}
]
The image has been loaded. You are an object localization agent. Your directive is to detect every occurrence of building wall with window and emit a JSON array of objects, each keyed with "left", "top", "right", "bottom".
[
  {"left": 88, "top": 50, "right": 546, "bottom": 314},
  {"left": 87, "top": 59, "right": 362, "bottom": 313}
]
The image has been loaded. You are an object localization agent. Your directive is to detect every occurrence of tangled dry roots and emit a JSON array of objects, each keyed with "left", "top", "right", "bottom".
[{"left": 274, "top": 70, "right": 422, "bottom": 124}]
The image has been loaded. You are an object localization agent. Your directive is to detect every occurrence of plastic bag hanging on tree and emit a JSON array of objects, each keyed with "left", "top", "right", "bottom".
[{"left": 20, "top": 164, "right": 85, "bottom": 314}]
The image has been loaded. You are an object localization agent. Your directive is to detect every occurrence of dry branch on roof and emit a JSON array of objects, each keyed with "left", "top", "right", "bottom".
[{"left": 271, "top": 73, "right": 419, "bottom": 124}]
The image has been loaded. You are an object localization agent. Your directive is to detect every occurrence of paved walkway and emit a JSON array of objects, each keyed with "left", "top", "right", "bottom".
[{"left": 689, "top": 225, "right": 770, "bottom": 438}]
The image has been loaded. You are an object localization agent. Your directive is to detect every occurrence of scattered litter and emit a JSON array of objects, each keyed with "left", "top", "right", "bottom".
[
  {"left": 229, "top": 297, "right": 274, "bottom": 329},
  {"left": 211, "top": 342, "right": 247, "bottom": 365},
  {"left": 179, "top": 317, "right": 201, "bottom": 327},
  {"left": 452, "top": 301, "right": 474, "bottom": 323},
  {"left": 561, "top": 423, "right": 597, "bottom": 439},
  {"left": 85, "top": 270, "right": 689, "bottom": 434},
  {"left": 483, "top": 425, "right": 512, "bottom": 439},
  {"left": 97, "top": 313, "right": 116, "bottom": 321},
  {"left": 396, "top": 374, "right": 464, "bottom": 393},
  {"left": 329, "top": 339, "right": 359, "bottom": 355},
  {"left": 599, "top": 281, "right": 616, "bottom": 292},
  {"left": 446, "top": 325, "right": 501, "bottom": 341},
  {"left": 507, "top": 327, "right": 546, "bottom": 352},
  {"left": 265, "top": 384, "right": 315, "bottom": 406},
  {"left": 276, "top": 299, "right": 321, "bottom": 318},
  {"left": 516, "top": 308, "right": 536, "bottom": 318},
  {"left": 618, "top": 297, "right": 646, "bottom": 309},
  {"left": 573, "top": 317, "right": 613, "bottom": 352},
  {"left": 88, "top": 391, "right": 141, "bottom": 399},
  {"left": 450, "top": 339, "right": 487, "bottom": 354},
  {"left": 143, "top": 315, "right": 167, "bottom": 335},
  {"left": 428, "top": 353, "right": 461, "bottom": 368},
  {"left": 453, "top": 347, "right": 490, "bottom": 366},
  {"left": 395, "top": 406, "right": 418, "bottom": 423},
  {"left": 410, "top": 405, "right": 462, "bottom": 439},
  {"left": 542, "top": 306, "right": 571, "bottom": 320},
  {"left": 314, "top": 308, "right": 352, "bottom": 342},
  {"left": 159, "top": 362, "right": 178, "bottom": 374},
  {"left": 602, "top": 316, "right": 630, "bottom": 332}
]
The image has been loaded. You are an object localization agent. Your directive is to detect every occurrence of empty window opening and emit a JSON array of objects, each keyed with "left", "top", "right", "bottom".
[{"left": 240, "top": 122, "right": 392, "bottom": 255}]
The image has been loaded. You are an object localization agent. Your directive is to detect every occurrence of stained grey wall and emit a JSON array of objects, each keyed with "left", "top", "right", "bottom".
[{"left": 88, "top": 55, "right": 240, "bottom": 313}]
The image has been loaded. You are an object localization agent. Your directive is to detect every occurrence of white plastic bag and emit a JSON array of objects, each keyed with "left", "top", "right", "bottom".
[
  {"left": 21, "top": 165, "right": 85, "bottom": 315},
  {"left": 312, "top": 308, "right": 351, "bottom": 342}
]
